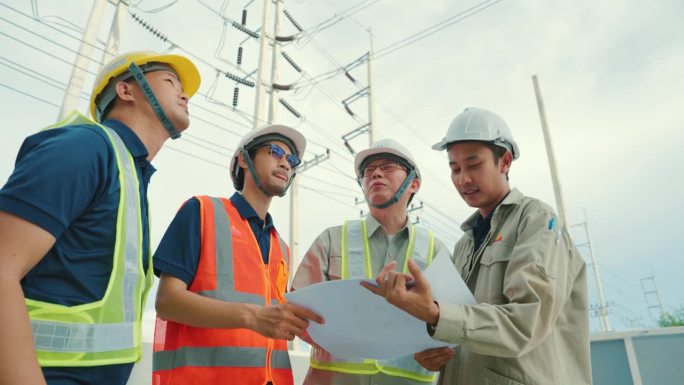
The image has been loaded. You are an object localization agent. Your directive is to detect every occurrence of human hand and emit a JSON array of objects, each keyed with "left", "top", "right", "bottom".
[
  {"left": 414, "top": 347, "right": 455, "bottom": 371},
  {"left": 360, "top": 259, "right": 440, "bottom": 324},
  {"left": 253, "top": 302, "right": 324, "bottom": 340}
]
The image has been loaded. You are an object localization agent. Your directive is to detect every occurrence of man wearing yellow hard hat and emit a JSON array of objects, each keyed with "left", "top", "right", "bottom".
[{"left": 0, "top": 51, "right": 201, "bottom": 385}]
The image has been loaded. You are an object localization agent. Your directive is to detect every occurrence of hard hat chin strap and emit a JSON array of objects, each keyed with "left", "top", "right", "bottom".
[
  {"left": 128, "top": 62, "right": 181, "bottom": 140},
  {"left": 241, "top": 148, "right": 294, "bottom": 197},
  {"left": 365, "top": 169, "right": 416, "bottom": 209}
]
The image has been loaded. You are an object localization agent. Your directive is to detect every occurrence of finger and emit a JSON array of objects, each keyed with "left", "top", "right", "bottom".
[
  {"left": 385, "top": 271, "right": 398, "bottom": 290},
  {"left": 282, "top": 330, "right": 295, "bottom": 341},
  {"left": 415, "top": 347, "right": 453, "bottom": 360},
  {"left": 394, "top": 273, "right": 407, "bottom": 293},
  {"left": 407, "top": 259, "right": 428, "bottom": 287},
  {"left": 375, "top": 261, "right": 397, "bottom": 286},
  {"left": 289, "top": 316, "right": 310, "bottom": 330},
  {"left": 289, "top": 304, "right": 325, "bottom": 324},
  {"left": 360, "top": 280, "right": 383, "bottom": 295},
  {"left": 303, "top": 309, "right": 325, "bottom": 324}
]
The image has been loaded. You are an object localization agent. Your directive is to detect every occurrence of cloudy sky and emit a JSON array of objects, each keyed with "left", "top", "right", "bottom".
[{"left": 1, "top": 0, "right": 682, "bottom": 335}]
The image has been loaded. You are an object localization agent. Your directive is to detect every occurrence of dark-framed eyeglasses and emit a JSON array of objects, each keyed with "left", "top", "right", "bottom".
[
  {"left": 258, "top": 143, "right": 301, "bottom": 169},
  {"left": 362, "top": 161, "right": 406, "bottom": 177}
]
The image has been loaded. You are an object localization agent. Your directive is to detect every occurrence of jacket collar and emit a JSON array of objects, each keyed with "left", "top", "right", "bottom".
[{"left": 460, "top": 188, "right": 523, "bottom": 232}]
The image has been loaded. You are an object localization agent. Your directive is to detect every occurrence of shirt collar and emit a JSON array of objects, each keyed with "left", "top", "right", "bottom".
[
  {"left": 230, "top": 192, "right": 274, "bottom": 229},
  {"left": 102, "top": 119, "right": 149, "bottom": 160},
  {"left": 364, "top": 214, "right": 410, "bottom": 238}
]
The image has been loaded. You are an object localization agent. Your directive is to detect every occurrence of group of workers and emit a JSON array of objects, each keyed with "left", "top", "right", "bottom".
[{"left": 0, "top": 50, "right": 591, "bottom": 385}]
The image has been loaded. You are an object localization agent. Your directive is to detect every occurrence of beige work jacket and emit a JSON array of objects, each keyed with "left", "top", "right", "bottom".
[{"left": 434, "top": 189, "right": 591, "bottom": 385}]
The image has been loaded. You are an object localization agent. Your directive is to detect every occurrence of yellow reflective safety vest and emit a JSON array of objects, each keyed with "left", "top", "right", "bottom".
[
  {"left": 25, "top": 112, "right": 154, "bottom": 367},
  {"left": 310, "top": 220, "right": 438, "bottom": 382}
]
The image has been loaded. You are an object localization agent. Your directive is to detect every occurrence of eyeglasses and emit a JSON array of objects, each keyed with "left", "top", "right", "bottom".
[
  {"left": 258, "top": 143, "right": 301, "bottom": 169},
  {"left": 362, "top": 161, "right": 406, "bottom": 177}
]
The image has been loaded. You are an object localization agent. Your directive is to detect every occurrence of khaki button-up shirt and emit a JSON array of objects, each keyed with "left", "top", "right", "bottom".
[
  {"left": 433, "top": 188, "right": 592, "bottom": 385},
  {"left": 293, "top": 215, "right": 447, "bottom": 385}
]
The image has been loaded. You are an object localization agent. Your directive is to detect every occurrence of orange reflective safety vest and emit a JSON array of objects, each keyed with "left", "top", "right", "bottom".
[{"left": 152, "top": 195, "right": 292, "bottom": 385}]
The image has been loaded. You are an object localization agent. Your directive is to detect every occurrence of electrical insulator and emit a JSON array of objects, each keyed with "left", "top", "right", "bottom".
[
  {"left": 241, "top": 9, "right": 247, "bottom": 25},
  {"left": 283, "top": 9, "right": 303, "bottom": 32},
  {"left": 237, "top": 47, "right": 243, "bottom": 65},
  {"left": 232, "top": 87, "right": 239, "bottom": 107},
  {"left": 225, "top": 71, "right": 255, "bottom": 87},
  {"left": 231, "top": 21, "right": 259, "bottom": 39}
]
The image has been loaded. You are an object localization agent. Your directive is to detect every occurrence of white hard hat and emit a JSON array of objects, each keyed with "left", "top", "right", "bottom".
[
  {"left": 230, "top": 124, "right": 306, "bottom": 190},
  {"left": 354, "top": 138, "right": 421, "bottom": 179},
  {"left": 432, "top": 107, "right": 520, "bottom": 159}
]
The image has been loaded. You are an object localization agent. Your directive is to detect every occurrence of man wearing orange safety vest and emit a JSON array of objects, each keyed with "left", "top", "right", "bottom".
[{"left": 152, "top": 125, "right": 324, "bottom": 385}]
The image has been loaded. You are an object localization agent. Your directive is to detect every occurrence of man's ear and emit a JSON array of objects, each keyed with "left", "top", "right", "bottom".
[
  {"left": 410, "top": 177, "right": 421, "bottom": 194},
  {"left": 500, "top": 151, "right": 513, "bottom": 174},
  {"left": 237, "top": 150, "right": 248, "bottom": 169},
  {"left": 114, "top": 81, "right": 135, "bottom": 102}
]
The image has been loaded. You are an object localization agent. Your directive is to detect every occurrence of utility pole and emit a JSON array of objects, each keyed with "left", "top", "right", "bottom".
[
  {"left": 102, "top": 0, "right": 129, "bottom": 63},
  {"left": 58, "top": 0, "right": 108, "bottom": 120},
  {"left": 252, "top": 0, "right": 272, "bottom": 129},
  {"left": 264, "top": 0, "right": 300, "bottom": 280},
  {"left": 531, "top": 75, "right": 569, "bottom": 230},
  {"left": 641, "top": 268, "right": 665, "bottom": 322},
  {"left": 572, "top": 209, "right": 611, "bottom": 332},
  {"left": 268, "top": 0, "right": 282, "bottom": 124},
  {"left": 366, "top": 30, "right": 375, "bottom": 145}
]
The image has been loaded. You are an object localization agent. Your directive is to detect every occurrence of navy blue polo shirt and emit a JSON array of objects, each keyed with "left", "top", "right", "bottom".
[
  {"left": 472, "top": 191, "right": 511, "bottom": 252},
  {"left": 154, "top": 192, "right": 275, "bottom": 286},
  {"left": 0, "top": 119, "right": 154, "bottom": 385}
]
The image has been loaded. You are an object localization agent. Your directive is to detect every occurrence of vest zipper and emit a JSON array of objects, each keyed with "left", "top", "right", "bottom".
[{"left": 263, "top": 261, "right": 275, "bottom": 384}]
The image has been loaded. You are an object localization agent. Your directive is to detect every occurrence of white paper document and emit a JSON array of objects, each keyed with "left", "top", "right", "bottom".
[{"left": 285, "top": 250, "right": 476, "bottom": 359}]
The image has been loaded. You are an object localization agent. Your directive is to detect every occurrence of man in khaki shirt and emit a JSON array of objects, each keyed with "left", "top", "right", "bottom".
[
  {"left": 364, "top": 108, "right": 591, "bottom": 385},
  {"left": 293, "top": 139, "right": 449, "bottom": 385}
]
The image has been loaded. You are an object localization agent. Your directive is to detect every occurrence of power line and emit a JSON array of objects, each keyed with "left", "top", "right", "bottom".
[
  {"left": 303, "top": 0, "right": 379, "bottom": 37},
  {"left": 0, "top": 15, "right": 102, "bottom": 67},
  {"left": 164, "top": 146, "right": 228, "bottom": 169},
  {"left": 372, "top": 0, "right": 506, "bottom": 60},
  {"left": 0, "top": 82, "right": 60, "bottom": 108},
  {"left": 301, "top": 173, "right": 360, "bottom": 195},
  {"left": 132, "top": 0, "right": 180, "bottom": 14},
  {"left": 0, "top": 57, "right": 88, "bottom": 100},
  {"left": 0, "top": 31, "right": 98, "bottom": 76},
  {"left": 1, "top": 2, "right": 110, "bottom": 57},
  {"left": 299, "top": 183, "right": 358, "bottom": 199}
]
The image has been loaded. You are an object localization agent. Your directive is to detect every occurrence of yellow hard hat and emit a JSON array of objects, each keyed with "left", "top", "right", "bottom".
[{"left": 89, "top": 50, "right": 201, "bottom": 120}]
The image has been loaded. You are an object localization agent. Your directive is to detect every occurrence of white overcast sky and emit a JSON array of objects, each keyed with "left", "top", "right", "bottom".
[{"left": 1, "top": 0, "right": 682, "bottom": 334}]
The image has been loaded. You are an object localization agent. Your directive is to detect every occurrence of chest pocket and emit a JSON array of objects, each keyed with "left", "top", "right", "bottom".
[{"left": 474, "top": 240, "right": 513, "bottom": 304}]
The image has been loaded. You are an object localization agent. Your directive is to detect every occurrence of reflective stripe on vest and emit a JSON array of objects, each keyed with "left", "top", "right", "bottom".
[
  {"left": 26, "top": 111, "right": 152, "bottom": 366},
  {"left": 154, "top": 347, "right": 291, "bottom": 370},
  {"left": 196, "top": 197, "right": 284, "bottom": 306},
  {"left": 152, "top": 196, "right": 292, "bottom": 385},
  {"left": 311, "top": 220, "right": 437, "bottom": 382}
]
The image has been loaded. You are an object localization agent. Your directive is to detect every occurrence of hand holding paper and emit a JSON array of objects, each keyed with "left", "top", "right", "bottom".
[
  {"left": 285, "top": 250, "right": 475, "bottom": 360},
  {"left": 361, "top": 259, "right": 440, "bottom": 324}
]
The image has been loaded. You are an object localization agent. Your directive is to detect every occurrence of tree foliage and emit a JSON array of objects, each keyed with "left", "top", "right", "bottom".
[{"left": 658, "top": 306, "right": 684, "bottom": 327}]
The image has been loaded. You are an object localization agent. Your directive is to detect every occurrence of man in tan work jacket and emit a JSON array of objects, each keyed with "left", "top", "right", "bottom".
[{"left": 364, "top": 107, "right": 592, "bottom": 385}]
